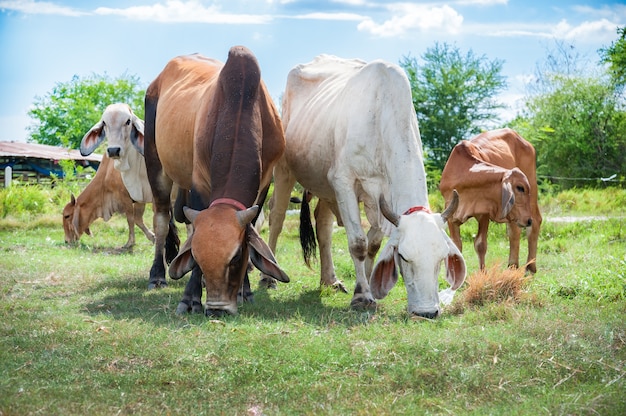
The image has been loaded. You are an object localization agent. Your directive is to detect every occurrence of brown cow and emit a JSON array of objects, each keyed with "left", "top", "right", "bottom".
[
  {"left": 136, "top": 46, "right": 289, "bottom": 316},
  {"left": 63, "top": 153, "right": 154, "bottom": 248},
  {"left": 439, "top": 128, "right": 542, "bottom": 273}
]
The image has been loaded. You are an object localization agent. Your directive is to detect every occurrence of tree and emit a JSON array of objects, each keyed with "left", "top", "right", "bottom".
[
  {"left": 400, "top": 42, "right": 507, "bottom": 171},
  {"left": 522, "top": 74, "right": 626, "bottom": 188},
  {"left": 28, "top": 73, "right": 145, "bottom": 149},
  {"left": 600, "top": 26, "right": 626, "bottom": 89}
]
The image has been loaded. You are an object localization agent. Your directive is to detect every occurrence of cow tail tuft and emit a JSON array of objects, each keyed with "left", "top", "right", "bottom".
[{"left": 299, "top": 190, "right": 317, "bottom": 268}]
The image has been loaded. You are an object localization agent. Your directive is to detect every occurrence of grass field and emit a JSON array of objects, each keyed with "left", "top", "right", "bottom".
[{"left": 1, "top": 185, "right": 625, "bottom": 415}]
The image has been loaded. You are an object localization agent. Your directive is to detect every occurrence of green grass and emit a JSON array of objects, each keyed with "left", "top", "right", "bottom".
[{"left": 1, "top": 186, "right": 625, "bottom": 415}]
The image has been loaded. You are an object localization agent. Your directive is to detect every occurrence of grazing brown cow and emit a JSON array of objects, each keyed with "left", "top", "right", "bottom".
[
  {"left": 439, "top": 128, "right": 542, "bottom": 273},
  {"left": 63, "top": 153, "right": 154, "bottom": 248},
  {"left": 136, "top": 46, "right": 289, "bottom": 316}
]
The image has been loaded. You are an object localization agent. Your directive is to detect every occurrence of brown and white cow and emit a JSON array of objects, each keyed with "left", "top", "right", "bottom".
[
  {"left": 136, "top": 46, "right": 289, "bottom": 316},
  {"left": 266, "top": 55, "right": 466, "bottom": 319},
  {"left": 63, "top": 153, "right": 154, "bottom": 248},
  {"left": 439, "top": 128, "right": 542, "bottom": 273}
]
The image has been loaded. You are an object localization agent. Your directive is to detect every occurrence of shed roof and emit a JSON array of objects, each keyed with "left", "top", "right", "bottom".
[{"left": 0, "top": 141, "right": 102, "bottom": 162}]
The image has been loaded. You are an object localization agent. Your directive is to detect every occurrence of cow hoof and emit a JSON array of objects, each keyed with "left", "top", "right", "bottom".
[
  {"left": 191, "top": 301, "right": 204, "bottom": 314},
  {"left": 350, "top": 296, "right": 377, "bottom": 310},
  {"left": 148, "top": 280, "right": 167, "bottom": 290},
  {"left": 525, "top": 263, "right": 537, "bottom": 274},
  {"left": 258, "top": 277, "right": 277, "bottom": 290},
  {"left": 332, "top": 281, "right": 348, "bottom": 294},
  {"left": 412, "top": 310, "right": 439, "bottom": 320},
  {"left": 175, "top": 300, "right": 204, "bottom": 315},
  {"left": 238, "top": 290, "right": 255, "bottom": 304},
  {"left": 175, "top": 301, "right": 191, "bottom": 315}
]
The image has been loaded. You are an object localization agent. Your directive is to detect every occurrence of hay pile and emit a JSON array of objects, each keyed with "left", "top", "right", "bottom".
[{"left": 448, "top": 263, "right": 533, "bottom": 314}]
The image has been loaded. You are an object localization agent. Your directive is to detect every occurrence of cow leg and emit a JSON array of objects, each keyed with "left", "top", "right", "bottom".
[
  {"left": 332, "top": 185, "right": 375, "bottom": 309},
  {"left": 144, "top": 94, "right": 171, "bottom": 290},
  {"left": 364, "top": 205, "right": 384, "bottom": 280},
  {"left": 122, "top": 211, "right": 137, "bottom": 250},
  {"left": 176, "top": 265, "right": 204, "bottom": 314},
  {"left": 134, "top": 203, "right": 155, "bottom": 244},
  {"left": 474, "top": 215, "right": 490, "bottom": 271},
  {"left": 526, "top": 209, "right": 542, "bottom": 274},
  {"left": 447, "top": 221, "right": 463, "bottom": 252},
  {"left": 315, "top": 199, "right": 347, "bottom": 292},
  {"left": 262, "top": 158, "right": 297, "bottom": 289},
  {"left": 238, "top": 272, "right": 254, "bottom": 304},
  {"left": 506, "top": 222, "right": 521, "bottom": 269}
]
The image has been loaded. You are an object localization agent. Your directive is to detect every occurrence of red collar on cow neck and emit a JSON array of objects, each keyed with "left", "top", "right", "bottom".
[
  {"left": 209, "top": 198, "right": 247, "bottom": 211},
  {"left": 403, "top": 206, "right": 432, "bottom": 215}
]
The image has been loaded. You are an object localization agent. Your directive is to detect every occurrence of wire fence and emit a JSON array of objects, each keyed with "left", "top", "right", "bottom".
[{"left": 538, "top": 173, "right": 625, "bottom": 185}]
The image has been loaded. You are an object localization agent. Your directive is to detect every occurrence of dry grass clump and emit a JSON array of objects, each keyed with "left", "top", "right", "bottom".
[{"left": 448, "top": 262, "right": 533, "bottom": 314}]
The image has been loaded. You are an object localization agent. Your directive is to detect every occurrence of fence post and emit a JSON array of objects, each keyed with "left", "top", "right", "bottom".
[{"left": 4, "top": 166, "right": 11, "bottom": 187}]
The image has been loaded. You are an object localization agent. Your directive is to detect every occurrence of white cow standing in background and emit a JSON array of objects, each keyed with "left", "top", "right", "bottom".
[
  {"left": 80, "top": 103, "right": 152, "bottom": 204},
  {"left": 266, "top": 55, "right": 466, "bottom": 318}
]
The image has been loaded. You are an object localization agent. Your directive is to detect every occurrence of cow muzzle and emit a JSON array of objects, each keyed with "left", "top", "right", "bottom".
[
  {"left": 204, "top": 301, "right": 238, "bottom": 317},
  {"left": 107, "top": 147, "right": 122, "bottom": 158}
]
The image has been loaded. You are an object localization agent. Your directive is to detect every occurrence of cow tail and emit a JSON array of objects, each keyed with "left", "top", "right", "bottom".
[
  {"left": 299, "top": 190, "right": 317, "bottom": 268},
  {"left": 165, "top": 211, "right": 180, "bottom": 265}
]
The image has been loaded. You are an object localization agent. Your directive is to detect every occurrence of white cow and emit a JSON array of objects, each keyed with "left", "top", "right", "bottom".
[
  {"left": 80, "top": 103, "right": 152, "bottom": 204},
  {"left": 267, "top": 55, "right": 466, "bottom": 318}
]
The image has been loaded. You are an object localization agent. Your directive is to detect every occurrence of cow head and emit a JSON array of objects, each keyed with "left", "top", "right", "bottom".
[
  {"left": 370, "top": 190, "right": 466, "bottom": 319},
  {"left": 62, "top": 194, "right": 91, "bottom": 244},
  {"left": 168, "top": 204, "right": 289, "bottom": 316},
  {"left": 500, "top": 168, "right": 533, "bottom": 228},
  {"left": 80, "top": 103, "right": 145, "bottom": 171}
]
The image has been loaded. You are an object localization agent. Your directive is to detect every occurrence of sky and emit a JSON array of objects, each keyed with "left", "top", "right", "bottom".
[{"left": 1, "top": 0, "right": 624, "bottom": 143}]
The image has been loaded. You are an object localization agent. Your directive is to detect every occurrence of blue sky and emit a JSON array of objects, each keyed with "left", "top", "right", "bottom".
[{"left": 1, "top": 0, "right": 624, "bottom": 143}]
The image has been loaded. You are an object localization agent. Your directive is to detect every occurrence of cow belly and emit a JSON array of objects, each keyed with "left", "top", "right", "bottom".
[{"left": 155, "top": 124, "right": 195, "bottom": 190}]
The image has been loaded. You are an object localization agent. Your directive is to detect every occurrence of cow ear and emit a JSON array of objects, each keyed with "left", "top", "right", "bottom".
[
  {"left": 70, "top": 194, "right": 76, "bottom": 206},
  {"left": 169, "top": 237, "right": 196, "bottom": 280},
  {"left": 247, "top": 225, "right": 290, "bottom": 283},
  {"left": 72, "top": 206, "right": 82, "bottom": 237},
  {"left": 500, "top": 181, "right": 514, "bottom": 219},
  {"left": 370, "top": 242, "right": 398, "bottom": 299},
  {"left": 443, "top": 232, "right": 466, "bottom": 290},
  {"left": 80, "top": 121, "right": 106, "bottom": 156},
  {"left": 130, "top": 116, "right": 145, "bottom": 156}
]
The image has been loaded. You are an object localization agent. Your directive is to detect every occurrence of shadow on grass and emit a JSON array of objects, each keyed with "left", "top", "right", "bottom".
[{"left": 81, "top": 270, "right": 405, "bottom": 329}]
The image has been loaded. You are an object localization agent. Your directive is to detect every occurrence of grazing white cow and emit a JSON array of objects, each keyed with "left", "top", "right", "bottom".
[
  {"left": 80, "top": 103, "right": 152, "bottom": 204},
  {"left": 267, "top": 55, "right": 466, "bottom": 318}
]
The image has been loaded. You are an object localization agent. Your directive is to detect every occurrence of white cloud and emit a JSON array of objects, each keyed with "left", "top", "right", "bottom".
[
  {"left": 0, "top": 0, "right": 86, "bottom": 16},
  {"left": 291, "top": 12, "right": 365, "bottom": 21},
  {"left": 552, "top": 18, "right": 619, "bottom": 42},
  {"left": 95, "top": 0, "right": 272, "bottom": 24},
  {"left": 358, "top": 3, "right": 464, "bottom": 37},
  {"left": 455, "top": 0, "right": 507, "bottom": 5},
  {"left": 484, "top": 18, "right": 620, "bottom": 43}
]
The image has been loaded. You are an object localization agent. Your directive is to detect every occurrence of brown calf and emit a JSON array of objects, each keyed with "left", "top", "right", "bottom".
[
  {"left": 440, "top": 128, "right": 541, "bottom": 273},
  {"left": 63, "top": 154, "right": 154, "bottom": 248}
]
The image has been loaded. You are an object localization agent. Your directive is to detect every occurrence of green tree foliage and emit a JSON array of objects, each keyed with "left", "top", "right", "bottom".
[
  {"left": 28, "top": 73, "right": 145, "bottom": 149},
  {"left": 600, "top": 26, "right": 626, "bottom": 89},
  {"left": 522, "top": 75, "right": 626, "bottom": 188},
  {"left": 400, "top": 42, "right": 507, "bottom": 171}
]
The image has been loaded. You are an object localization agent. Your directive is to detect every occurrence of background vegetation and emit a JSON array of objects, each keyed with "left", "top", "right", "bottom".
[
  {"left": 28, "top": 73, "right": 145, "bottom": 149},
  {"left": 1, "top": 183, "right": 624, "bottom": 415},
  {"left": 26, "top": 29, "right": 626, "bottom": 190}
]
